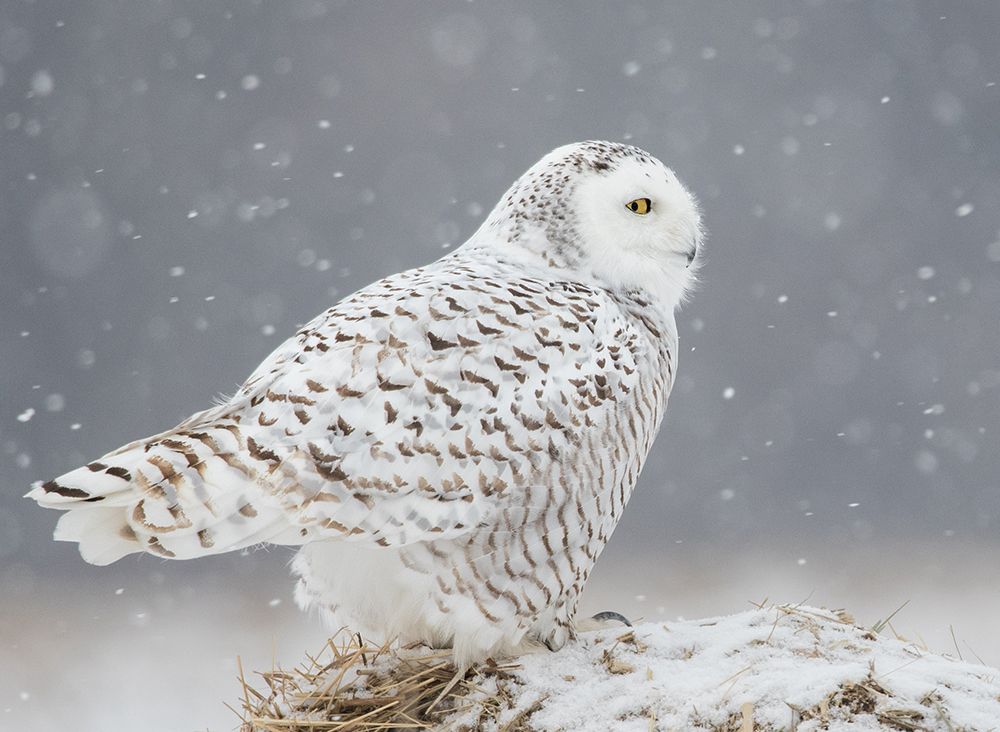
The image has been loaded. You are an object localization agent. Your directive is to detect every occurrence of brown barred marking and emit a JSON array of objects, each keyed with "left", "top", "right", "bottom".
[
  {"left": 133, "top": 469, "right": 166, "bottom": 499},
  {"left": 512, "top": 346, "right": 536, "bottom": 362},
  {"left": 42, "top": 480, "right": 89, "bottom": 498},
  {"left": 105, "top": 466, "right": 132, "bottom": 481},
  {"left": 307, "top": 442, "right": 339, "bottom": 464},
  {"left": 461, "top": 370, "right": 499, "bottom": 397},
  {"left": 217, "top": 452, "right": 257, "bottom": 480},
  {"left": 423, "top": 378, "right": 449, "bottom": 395},
  {"left": 427, "top": 305, "right": 450, "bottom": 321},
  {"left": 315, "top": 462, "right": 349, "bottom": 482},
  {"left": 384, "top": 401, "right": 398, "bottom": 423},
  {"left": 247, "top": 436, "right": 280, "bottom": 463},
  {"left": 146, "top": 454, "right": 179, "bottom": 484},
  {"left": 444, "top": 296, "right": 467, "bottom": 313},
  {"left": 321, "top": 517, "right": 364, "bottom": 535},
  {"left": 188, "top": 431, "right": 224, "bottom": 455},
  {"left": 476, "top": 320, "right": 502, "bottom": 336},
  {"left": 133, "top": 500, "right": 173, "bottom": 532},
  {"left": 427, "top": 332, "right": 458, "bottom": 351},
  {"left": 166, "top": 505, "right": 192, "bottom": 531},
  {"left": 146, "top": 536, "right": 176, "bottom": 558},
  {"left": 441, "top": 393, "right": 462, "bottom": 417},
  {"left": 377, "top": 375, "right": 407, "bottom": 391}
]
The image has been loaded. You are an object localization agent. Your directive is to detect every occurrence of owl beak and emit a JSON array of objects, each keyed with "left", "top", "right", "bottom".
[{"left": 685, "top": 247, "right": 697, "bottom": 267}]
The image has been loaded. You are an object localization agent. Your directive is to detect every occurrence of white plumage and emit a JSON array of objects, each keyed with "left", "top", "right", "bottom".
[{"left": 28, "top": 141, "right": 702, "bottom": 665}]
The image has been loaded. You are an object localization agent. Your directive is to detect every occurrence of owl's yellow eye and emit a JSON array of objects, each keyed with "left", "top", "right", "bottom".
[{"left": 626, "top": 197, "right": 652, "bottom": 215}]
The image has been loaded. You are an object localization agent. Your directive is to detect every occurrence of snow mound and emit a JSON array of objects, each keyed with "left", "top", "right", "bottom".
[
  {"left": 238, "top": 605, "right": 1000, "bottom": 731},
  {"left": 467, "top": 605, "right": 1000, "bottom": 731}
]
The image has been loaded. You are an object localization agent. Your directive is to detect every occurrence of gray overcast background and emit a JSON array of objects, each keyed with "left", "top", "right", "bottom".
[{"left": 2, "top": 1, "right": 999, "bottom": 730}]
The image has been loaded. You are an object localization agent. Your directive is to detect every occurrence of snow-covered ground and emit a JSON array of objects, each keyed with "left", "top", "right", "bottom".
[
  {"left": 234, "top": 603, "right": 1000, "bottom": 731},
  {"left": 449, "top": 605, "right": 1000, "bottom": 731}
]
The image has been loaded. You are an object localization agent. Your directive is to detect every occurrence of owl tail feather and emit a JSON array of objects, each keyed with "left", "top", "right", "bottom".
[
  {"left": 26, "top": 418, "right": 307, "bottom": 565},
  {"left": 27, "top": 444, "right": 183, "bottom": 564}
]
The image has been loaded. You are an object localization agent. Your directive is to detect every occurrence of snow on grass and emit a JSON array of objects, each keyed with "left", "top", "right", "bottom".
[
  {"left": 238, "top": 604, "right": 1000, "bottom": 731},
  {"left": 478, "top": 605, "right": 1000, "bottom": 730}
]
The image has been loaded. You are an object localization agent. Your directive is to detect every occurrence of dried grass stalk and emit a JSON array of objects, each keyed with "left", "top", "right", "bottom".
[{"left": 236, "top": 631, "right": 520, "bottom": 732}]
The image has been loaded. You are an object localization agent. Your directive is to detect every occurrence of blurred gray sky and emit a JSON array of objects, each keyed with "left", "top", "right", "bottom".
[{"left": 1, "top": 1, "right": 999, "bottom": 727}]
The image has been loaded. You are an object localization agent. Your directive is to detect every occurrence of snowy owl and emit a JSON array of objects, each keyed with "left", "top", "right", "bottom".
[{"left": 28, "top": 141, "right": 702, "bottom": 665}]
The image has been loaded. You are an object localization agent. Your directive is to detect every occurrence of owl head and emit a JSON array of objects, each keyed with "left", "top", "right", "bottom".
[{"left": 471, "top": 140, "right": 703, "bottom": 312}]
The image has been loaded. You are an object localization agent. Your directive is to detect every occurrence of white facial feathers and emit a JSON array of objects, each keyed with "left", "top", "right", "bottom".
[{"left": 469, "top": 140, "right": 703, "bottom": 311}]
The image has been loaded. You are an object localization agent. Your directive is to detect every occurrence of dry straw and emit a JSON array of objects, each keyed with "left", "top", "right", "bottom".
[{"left": 233, "top": 630, "right": 525, "bottom": 731}]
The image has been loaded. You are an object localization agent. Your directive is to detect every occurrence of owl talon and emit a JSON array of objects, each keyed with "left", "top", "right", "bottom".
[{"left": 591, "top": 610, "right": 632, "bottom": 627}]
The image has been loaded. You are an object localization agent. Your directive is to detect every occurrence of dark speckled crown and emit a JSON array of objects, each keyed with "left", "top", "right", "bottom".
[{"left": 482, "top": 141, "right": 659, "bottom": 269}]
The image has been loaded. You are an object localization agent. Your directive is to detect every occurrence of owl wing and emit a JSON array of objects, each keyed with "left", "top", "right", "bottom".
[{"left": 28, "top": 256, "right": 651, "bottom": 564}]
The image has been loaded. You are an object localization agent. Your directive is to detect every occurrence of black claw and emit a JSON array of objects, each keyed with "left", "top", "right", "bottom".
[{"left": 591, "top": 610, "right": 632, "bottom": 627}]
